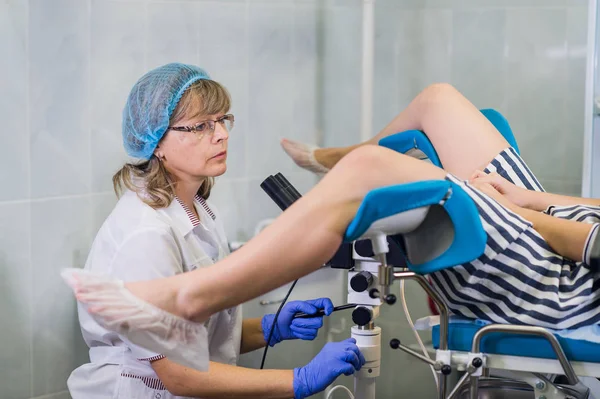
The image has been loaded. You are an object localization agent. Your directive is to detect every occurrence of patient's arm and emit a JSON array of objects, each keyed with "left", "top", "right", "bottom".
[
  {"left": 516, "top": 208, "right": 594, "bottom": 262},
  {"left": 470, "top": 170, "right": 600, "bottom": 211},
  {"left": 473, "top": 181, "right": 594, "bottom": 262},
  {"left": 523, "top": 191, "right": 600, "bottom": 212}
]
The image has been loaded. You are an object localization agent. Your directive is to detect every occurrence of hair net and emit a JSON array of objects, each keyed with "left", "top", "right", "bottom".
[{"left": 122, "top": 63, "right": 211, "bottom": 159}]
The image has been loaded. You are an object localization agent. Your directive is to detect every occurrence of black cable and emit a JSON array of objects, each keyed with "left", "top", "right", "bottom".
[
  {"left": 260, "top": 279, "right": 298, "bottom": 369},
  {"left": 294, "top": 303, "right": 357, "bottom": 318},
  {"left": 259, "top": 173, "right": 303, "bottom": 369}
]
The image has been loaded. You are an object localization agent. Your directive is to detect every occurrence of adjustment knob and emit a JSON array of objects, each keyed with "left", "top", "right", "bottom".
[
  {"left": 471, "top": 357, "right": 483, "bottom": 368},
  {"left": 441, "top": 365, "right": 452, "bottom": 375},
  {"left": 352, "top": 306, "right": 373, "bottom": 326},
  {"left": 350, "top": 271, "right": 374, "bottom": 292},
  {"left": 390, "top": 338, "right": 401, "bottom": 349},
  {"left": 369, "top": 288, "right": 380, "bottom": 299},
  {"left": 354, "top": 240, "right": 375, "bottom": 258},
  {"left": 385, "top": 294, "right": 397, "bottom": 305}
]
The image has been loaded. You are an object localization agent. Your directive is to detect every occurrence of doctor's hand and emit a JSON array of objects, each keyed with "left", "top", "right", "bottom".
[
  {"left": 261, "top": 298, "right": 334, "bottom": 346},
  {"left": 293, "top": 338, "right": 365, "bottom": 399}
]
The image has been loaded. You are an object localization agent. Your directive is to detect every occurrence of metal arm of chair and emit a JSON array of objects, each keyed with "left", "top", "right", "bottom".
[
  {"left": 393, "top": 271, "right": 450, "bottom": 349},
  {"left": 393, "top": 271, "right": 451, "bottom": 399},
  {"left": 469, "top": 324, "right": 589, "bottom": 399},
  {"left": 471, "top": 325, "right": 579, "bottom": 385}
]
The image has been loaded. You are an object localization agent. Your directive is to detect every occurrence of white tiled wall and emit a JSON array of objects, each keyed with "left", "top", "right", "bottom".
[
  {"left": 370, "top": 0, "right": 588, "bottom": 196},
  {"left": 1, "top": 1, "right": 322, "bottom": 398},
  {"left": 0, "top": 0, "right": 589, "bottom": 398}
]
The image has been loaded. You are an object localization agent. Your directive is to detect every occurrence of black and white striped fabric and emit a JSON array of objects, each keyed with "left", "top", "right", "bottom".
[
  {"left": 485, "top": 147, "right": 545, "bottom": 192},
  {"left": 430, "top": 147, "right": 600, "bottom": 330},
  {"left": 546, "top": 204, "right": 600, "bottom": 223},
  {"left": 545, "top": 205, "right": 600, "bottom": 266}
]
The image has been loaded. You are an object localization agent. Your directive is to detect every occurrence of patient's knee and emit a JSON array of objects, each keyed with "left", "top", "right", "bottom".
[
  {"left": 335, "top": 144, "right": 443, "bottom": 182},
  {"left": 419, "top": 82, "right": 459, "bottom": 103},
  {"left": 335, "top": 145, "right": 390, "bottom": 173}
]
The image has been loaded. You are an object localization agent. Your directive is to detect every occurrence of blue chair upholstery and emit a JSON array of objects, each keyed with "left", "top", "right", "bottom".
[
  {"left": 378, "top": 129, "right": 442, "bottom": 167},
  {"left": 378, "top": 108, "right": 519, "bottom": 169},
  {"left": 432, "top": 321, "right": 600, "bottom": 363},
  {"left": 343, "top": 180, "right": 486, "bottom": 275}
]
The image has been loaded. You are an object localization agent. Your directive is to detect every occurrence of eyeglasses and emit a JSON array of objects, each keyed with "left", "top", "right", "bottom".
[{"left": 168, "top": 114, "right": 235, "bottom": 138}]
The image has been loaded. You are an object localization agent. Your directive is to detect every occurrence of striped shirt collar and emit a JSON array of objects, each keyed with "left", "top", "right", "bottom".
[
  {"left": 167, "top": 195, "right": 216, "bottom": 236},
  {"left": 176, "top": 195, "right": 215, "bottom": 225}
]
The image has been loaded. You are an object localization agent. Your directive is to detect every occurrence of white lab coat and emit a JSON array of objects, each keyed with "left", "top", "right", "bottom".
[{"left": 68, "top": 190, "right": 242, "bottom": 399}]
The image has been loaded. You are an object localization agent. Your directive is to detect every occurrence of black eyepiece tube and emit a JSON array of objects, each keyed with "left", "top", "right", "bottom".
[
  {"left": 260, "top": 173, "right": 353, "bottom": 269},
  {"left": 274, "top": 173, "right": 302, "bottom": 199},
  {"left": 260, "top": 174, "right": 302, "bottom": 211},
  {"left": 260, "top": 176, "right": 289, "bottom": 211}
]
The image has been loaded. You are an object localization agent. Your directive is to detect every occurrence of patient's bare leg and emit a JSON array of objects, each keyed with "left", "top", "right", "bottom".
[
  {"left": 67, "top": 146, "right": 446, "bottom": 324},
  {"left": 283, "top": 83, "right": 509, "bottom": 180}
]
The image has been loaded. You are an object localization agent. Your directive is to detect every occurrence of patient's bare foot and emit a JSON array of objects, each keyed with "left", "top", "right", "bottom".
[
  {"left": 61, "top": 268, "right": 209, "bottom": 371},
  {"left": 280, "top": 138, "right": 331, "bottom": 174}
]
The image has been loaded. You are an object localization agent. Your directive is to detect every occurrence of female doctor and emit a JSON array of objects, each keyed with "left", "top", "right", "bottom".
[{"left": 67, "top": 63, "right": 365, "bottom": 399}]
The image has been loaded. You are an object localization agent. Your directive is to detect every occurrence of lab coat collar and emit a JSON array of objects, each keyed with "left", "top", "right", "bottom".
[
  {"left": 161, "top": 197, "right": 197, "bottom": 237},
  {"left": 161, "top": 195, "right": 216, "bottom": 238}
]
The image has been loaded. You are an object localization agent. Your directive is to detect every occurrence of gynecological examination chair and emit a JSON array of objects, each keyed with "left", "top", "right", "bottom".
[{"left": 260, "top": 109, "right": 600, "bottom": 399}]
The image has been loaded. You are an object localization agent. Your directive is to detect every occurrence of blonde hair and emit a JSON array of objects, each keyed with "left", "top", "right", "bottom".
[{"left": 113, "top": 79, "right": 231, "bottom": 209}]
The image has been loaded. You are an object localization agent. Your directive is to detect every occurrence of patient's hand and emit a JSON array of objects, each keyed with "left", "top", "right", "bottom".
[
  {"left": 470, "top": 180, "right": 521, "bottom": 212},
  {"left": 469, "top": 170, "right": 531, "bottom": 208},
  {"left": 471, "top": 181, "right": 538, "bottom": 227}
]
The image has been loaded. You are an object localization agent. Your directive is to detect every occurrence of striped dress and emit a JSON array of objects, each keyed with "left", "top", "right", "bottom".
[{"left": 431, "top": 147, "right": 600, "bottom": 330}]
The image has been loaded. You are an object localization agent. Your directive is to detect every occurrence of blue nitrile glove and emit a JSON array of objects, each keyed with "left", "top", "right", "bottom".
[
  {"left": 261, "top": 298, "right": 334, "bottom": 346},
  {"left": 293, "top": 338, "right": 366, "bottom": 399}
]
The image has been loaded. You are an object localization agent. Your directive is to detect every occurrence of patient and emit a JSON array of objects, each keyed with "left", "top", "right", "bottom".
[
  {"left": 281, "top": 83, "right": 600, "bottom": 328},
  {"left": 64, "top": 84, "right": 600, "bottom": 368}
]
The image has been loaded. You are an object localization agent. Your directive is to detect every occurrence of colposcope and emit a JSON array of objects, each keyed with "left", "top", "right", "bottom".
[{"left": 260, "top": 172, "right": 411, "bottom": 399}]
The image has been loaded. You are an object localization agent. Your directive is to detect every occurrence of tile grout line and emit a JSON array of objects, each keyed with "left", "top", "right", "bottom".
[
  {"left": 0, "top": 191, "right": 115, "bottom": 207},
  {"left": 26, "top": 0, "right": 33, "bottom": 395},
  {"left": 88, "top": 0, "right": 93, "bottom": 249},
  {"left": 244, "top": 0, "right": 250, "bottom": 186},
  {"left": 84, "top": 0, "right": 94, "bottom": 298},
  {"left": 30, "top": 390, "right": 69, "bottom": 399},
  {"left": 143, "top": 0, "right": 148, "bottom": 71}
]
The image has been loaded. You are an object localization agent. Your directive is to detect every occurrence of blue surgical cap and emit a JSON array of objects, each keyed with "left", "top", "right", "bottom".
[{"left": 122, "top": 63, "right": 211, "bottom": 159}]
